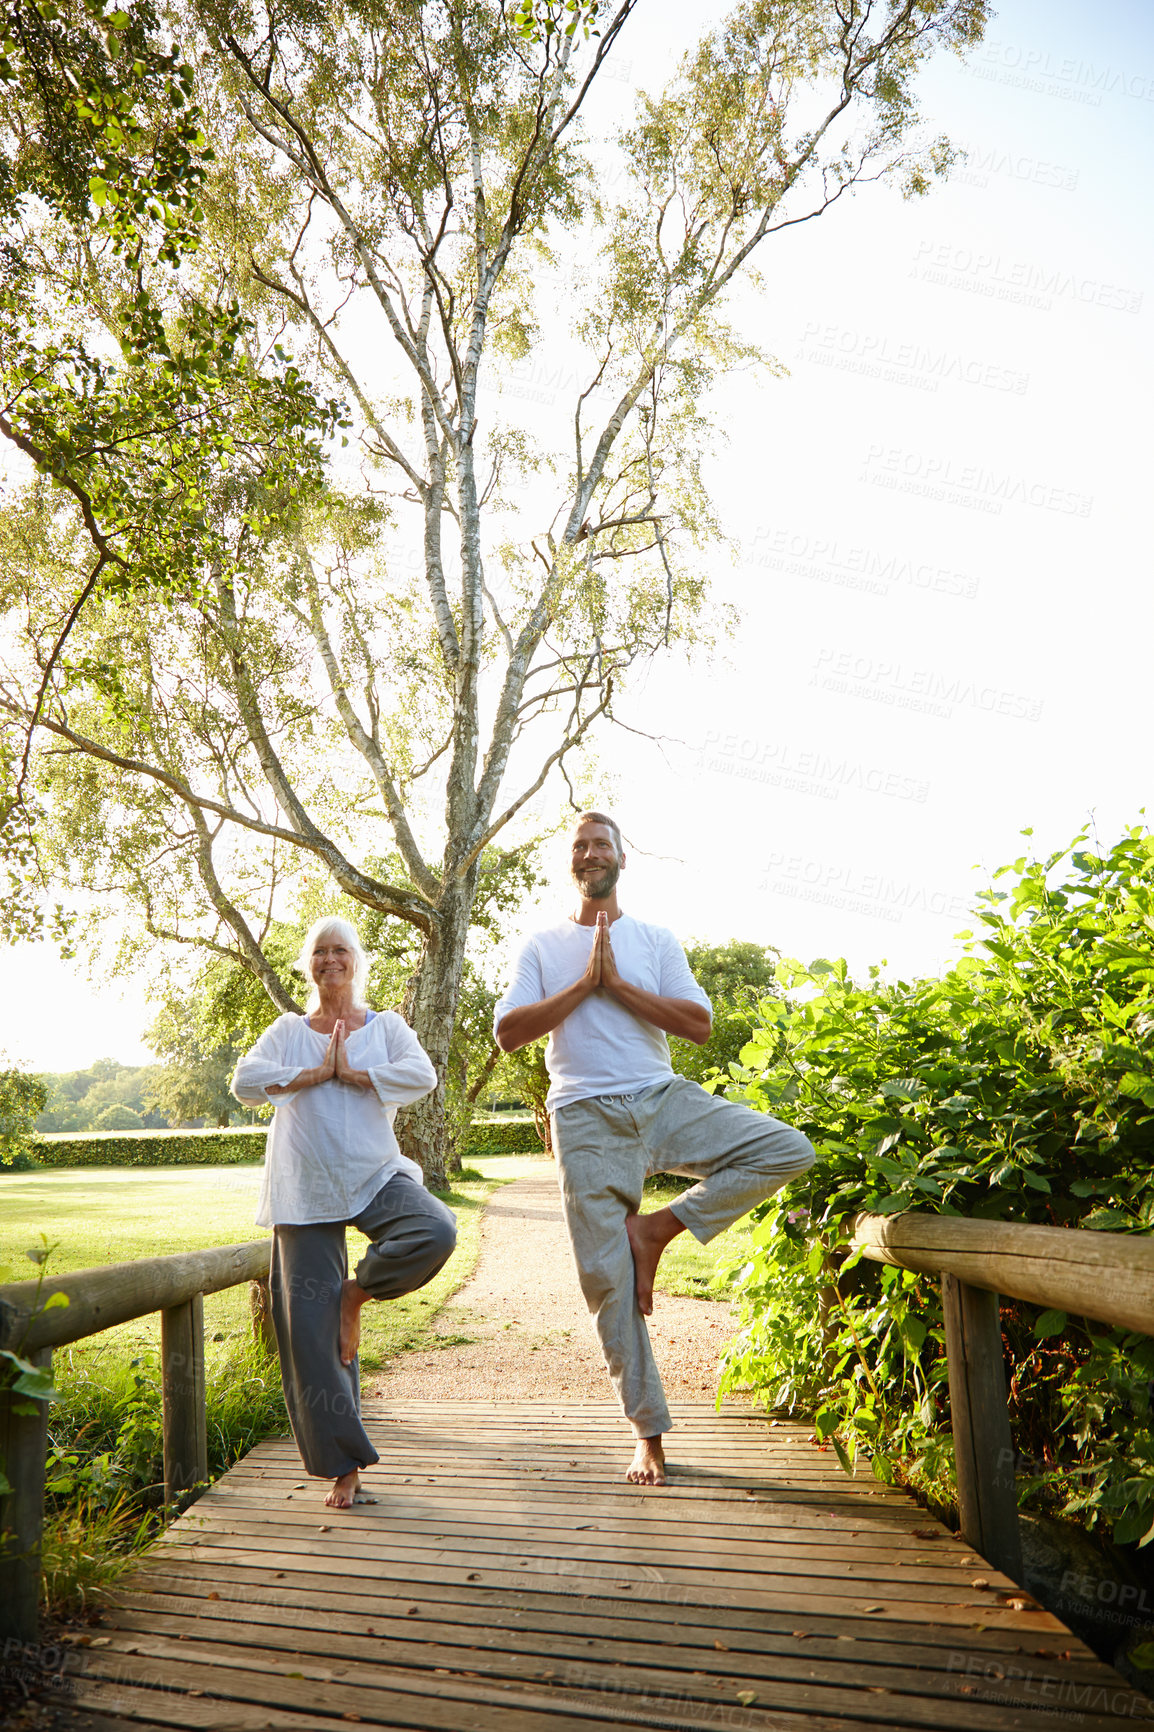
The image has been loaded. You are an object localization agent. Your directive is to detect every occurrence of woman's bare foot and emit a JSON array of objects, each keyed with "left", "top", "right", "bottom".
[
  {"left": 627, "top": 1436, "right": 666, "bottom": 1485},
  {"left": 325, "top": 1469, "right": 360, "bottom": 1509},
  {"left": 339, "top": 1277, "right": 369, "bottom": 1364},
  {"left": 624, "top": 1207, "right": 686, "bottom": 1315}
]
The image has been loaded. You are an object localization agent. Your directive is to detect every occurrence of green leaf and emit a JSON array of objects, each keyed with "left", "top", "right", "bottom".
[
  {"left": 832, "top": 1436, "right": 854, "bottom": 1476},
  {"left": 42, "top": 1290, "right": 70, "bottom": 1310},
  {"left": 89, "top": 176, "right": 109, "bottom": 208},
  {"left": 1034, "top": 1309, "right": 1067, "bottom": 1339}
]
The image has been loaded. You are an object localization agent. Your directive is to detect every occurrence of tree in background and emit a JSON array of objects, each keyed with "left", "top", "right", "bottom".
[
  {"left": 0, "top": 1060, "right": 47, "bottom": 1166},
  {"left": 1, "top": 0, "right": 989, "bottom": 1184},
  {"left": 670, "top": 939, "right": 781, "bottom": 1091}
]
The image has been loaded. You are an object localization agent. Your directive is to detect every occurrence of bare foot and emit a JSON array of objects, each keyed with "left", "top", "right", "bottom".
[
  {"left": 625, "top": 1207, "right": 685, "bottom": 1315},
  {"left": 325, "top": 1469, "right": 360, "bottom": 1509},
  {"left": 339, "top": 1277, "right": 368, "bottom": 1365},
  {"left": 627, "top": 1436, "right": 666, "bottom": 1485}
]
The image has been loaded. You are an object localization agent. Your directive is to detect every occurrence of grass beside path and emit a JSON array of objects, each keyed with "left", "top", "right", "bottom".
[{"left": 0, "top": 1157, "right": 533, "bottom": 1373}]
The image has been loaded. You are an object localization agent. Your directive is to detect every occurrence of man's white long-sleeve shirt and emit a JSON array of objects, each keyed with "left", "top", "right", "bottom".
[
  {"left": 231, "top": 1010, "right": 436, "bottom": 1227},
  {"left": 492, "top": 914, "right": 712, "bottom": 1112}
]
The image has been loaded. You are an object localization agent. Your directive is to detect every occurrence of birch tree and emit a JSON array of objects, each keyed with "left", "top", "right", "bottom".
[{"left": 1, "top": 0, "right": 989, "bottom": 1183}]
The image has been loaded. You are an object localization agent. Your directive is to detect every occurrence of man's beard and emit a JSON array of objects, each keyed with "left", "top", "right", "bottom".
[{"left": 573, "top": 859, "right": 620, "bottom": 900}]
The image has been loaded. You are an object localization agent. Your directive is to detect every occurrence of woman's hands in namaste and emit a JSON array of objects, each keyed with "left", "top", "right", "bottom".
[{"left": 268, "top": 1020, "right": 371, "bottom": 1094}]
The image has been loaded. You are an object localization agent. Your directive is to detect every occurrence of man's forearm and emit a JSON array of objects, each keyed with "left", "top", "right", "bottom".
[
  {"left": 496, "top": 979, "right": 593, "bottom": 1051},
  {"left": 602, "top": 982, "right": 712, "bottom": 1044}
]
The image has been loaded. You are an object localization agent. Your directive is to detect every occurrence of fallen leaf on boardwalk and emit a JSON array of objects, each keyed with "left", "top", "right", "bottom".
[
  {"left": 736, "top": 1691, "right": 757, "bottom": 1706},
  {"left": 467, "top": 1573, "right": 481, "bottom": 1582},
  {"left": 293, "top": 1483, "right": 305, "bottom": 1489},
  {"left": 863, "top": 1605, "right": 884, "bottom": 1614},
  {"left": 274, "top": 1572, "right": 285, "bottom": 1579},
  {"left": 88, "top": 1637, "right": 110, "bottom": 1648},
  {"left": 791, "top": 1632, "right": 810, "bottom": 1640},
  {"left": 318, "top": 1525, "right": 331, "bottom": 1532},
  {"left": 866, "top": 1686, "right": 889, "bottom": 1693},
  {"left": 207, "top": 1592, "right": 220, "bottom": 1601},
  {"left": 1003, "top": 1597, "right": 1039, "bottom": 1611},
  {"left": 911, "top": 1529, "right": 940, "bottom": 1539},
  {"left": 342, "top": 1716, "right": 362, "bottom": 1723},
  {"left": 714, "top": 1641, "right": 730, "bottom": 1651},
  {"left": 187, "top": 1690, "right": 203, "bottom": 1697},
  {"left": 971, "top": 1578, "right": 990, "bottom": 1589}
]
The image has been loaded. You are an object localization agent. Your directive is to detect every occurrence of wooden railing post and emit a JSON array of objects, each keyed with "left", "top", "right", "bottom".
[
  {"left": 0, "top": 1347, "right": 51, "bottom": 1642},
  {"left": 941, "top": 1273, "right": 1022, "bottom": 1583},
  {"left": 249, "top": 1277, "right": 277, "bottom": 1357},
  {"left": 161, "top": 1295, "right": 207, "bottom": 1504}
]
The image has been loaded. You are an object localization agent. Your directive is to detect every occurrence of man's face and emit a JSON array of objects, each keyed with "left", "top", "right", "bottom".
[{"left": 570, "top": 822, "right": 623, "bottom": 900}]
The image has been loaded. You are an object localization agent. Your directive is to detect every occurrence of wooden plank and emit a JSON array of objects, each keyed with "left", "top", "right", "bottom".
[
  {"left": 105, "top": 1586, "right": 1108, "bottom": 1676},
  {"left": 121, "top": 1560, "right": 1084, "bottom": 1662},
  {"left": 942, "top": 1276, "right": 1023, "bottom": 1584},
  {"left": 0, "top": 1241, "right": 271, "bottom": 1353},
  {"left": 0, "top": 1344, "right": 51, "bottom": 1642},
  {"left": 35, "top": 1403, "right": 1152, "bottom": 1732},
  {"left": 100, "top": 1594, "right": 1125, "bottom": 1712},
  {"left": 57, "top": 1627, "right": 1154, "bottom": 1732},
  {"left": 162, "top": 1293, "right": 207, "bottom": 1504},
  {"left": 851, "top": 1211, "right": 1154, "bottom": 1335}
]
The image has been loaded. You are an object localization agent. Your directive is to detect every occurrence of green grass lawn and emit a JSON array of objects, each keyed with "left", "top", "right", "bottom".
[
  {"left": 0, "top": 1159, "right": 528, "bottom": 1379},
  {"left": 642, "top": 1174, "right": 755, "bottom": 1300}
]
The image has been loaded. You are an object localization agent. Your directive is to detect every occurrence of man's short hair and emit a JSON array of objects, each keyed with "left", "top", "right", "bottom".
[{"left": 574, "top": 809, "right": 623, "bottom": 858}]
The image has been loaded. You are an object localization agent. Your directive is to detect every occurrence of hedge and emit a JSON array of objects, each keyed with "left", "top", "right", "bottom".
[
  {"left": 29, "top": 1128, "right": 268, "bottom": 1168},
  {"left": 458, "top": 1120, "right": 544, "bottom": 1158},
  {"left": 25, "top": 1120, "right": 542, "bottom": 1168}
]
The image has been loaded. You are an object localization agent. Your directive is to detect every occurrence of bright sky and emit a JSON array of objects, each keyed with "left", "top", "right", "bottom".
[{"left": 2, "top": 0, "right": 1151, "bottom": 1071}]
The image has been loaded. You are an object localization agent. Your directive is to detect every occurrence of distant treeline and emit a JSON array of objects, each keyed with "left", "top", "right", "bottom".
[{"left": 35, "top": 1058, "right": 262, "bottom": 1135}]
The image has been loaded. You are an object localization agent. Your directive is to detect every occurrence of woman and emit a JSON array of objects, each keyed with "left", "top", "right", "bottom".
[{"left": 232, "top": 916, "right": 456, "bottom": 1509}]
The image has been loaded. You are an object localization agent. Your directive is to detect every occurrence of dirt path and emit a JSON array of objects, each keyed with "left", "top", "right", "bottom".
[{"left": 369, "top": 1163, "right": 740, "bottom": 1405}]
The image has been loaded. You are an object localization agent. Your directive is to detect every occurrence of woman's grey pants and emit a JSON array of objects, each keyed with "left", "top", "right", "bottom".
[
  {"left": 269, "top": 1174, "right": 457, "bottom": 1478},
  {"left": 552, "top": 1076, "right": 815, "bottom": 1440}
]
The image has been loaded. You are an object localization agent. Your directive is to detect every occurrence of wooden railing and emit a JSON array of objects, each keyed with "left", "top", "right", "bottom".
[
  {"left": 850, "top": 1211, "right": 1154, "bottom": 1583},
  {"left": 0, "top": 1240, "right": 273, "bottom": 1643}
]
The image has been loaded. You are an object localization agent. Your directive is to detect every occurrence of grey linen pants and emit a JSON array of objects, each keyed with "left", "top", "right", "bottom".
[
  {"left": 552, "top": 1076, "right": 815, "bottom": 1439},
  {"left": 269, "top": 1173, "right": 457, "bottom": 1478}
]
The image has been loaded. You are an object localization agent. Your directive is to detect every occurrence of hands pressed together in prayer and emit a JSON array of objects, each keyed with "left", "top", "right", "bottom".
[
  {"left": 581, "top": 909, "right": 623, "bottom": 996},
  {"left": 267, "top": 1021, "right": 370, "bottom": 1095}
]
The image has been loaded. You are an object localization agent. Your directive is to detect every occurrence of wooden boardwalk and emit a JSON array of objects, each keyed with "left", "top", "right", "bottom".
[{"left": 46, "top": 1401, "right": 1153, "bottom": 1730}]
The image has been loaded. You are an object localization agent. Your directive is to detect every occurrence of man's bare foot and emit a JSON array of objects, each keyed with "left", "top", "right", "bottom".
[
  {"left": 625, "top": 1206, "right": 686, "bottom": 1315},
  {"left": 627, "top": 1436, "right": 666, "bottom": 1485},
  {"left": 325, "top": 1469, "right": 360, "bottom": 1509},
  {"left": 339, "top": 1277, "right": 369, "bottom": 1365}
]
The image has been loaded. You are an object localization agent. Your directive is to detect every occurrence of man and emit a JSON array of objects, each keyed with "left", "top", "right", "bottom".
[{"left": 494, "top": 811, "right": 815, "bottom": 1485}]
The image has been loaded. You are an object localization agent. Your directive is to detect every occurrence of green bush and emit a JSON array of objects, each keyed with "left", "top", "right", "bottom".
[
  {"left": 459, "top": 1118, "right": 543, "bottom": 1157},
  {"left": 29, "top": 1127, "right": 267, "bottom": 1167},
  {"left": 720, "top": 822, "right": 1154, "bottom": 1542}
]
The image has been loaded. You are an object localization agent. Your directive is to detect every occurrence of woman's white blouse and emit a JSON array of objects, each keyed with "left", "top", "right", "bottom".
[{"left": 231, "top": 1011, "right": 437, "bottom": 1228}]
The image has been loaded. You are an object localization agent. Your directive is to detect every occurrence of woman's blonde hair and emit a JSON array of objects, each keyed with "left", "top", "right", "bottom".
[{"left": 294, "top": 917, "right": 369, "bottom": 1011}]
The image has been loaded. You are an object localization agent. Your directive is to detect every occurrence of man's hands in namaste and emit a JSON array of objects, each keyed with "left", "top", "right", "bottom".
[{"left": 582, "top": 909, "right": 623, "bottom": 997}]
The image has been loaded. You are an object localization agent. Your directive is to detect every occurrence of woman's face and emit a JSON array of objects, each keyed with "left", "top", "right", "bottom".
[{"left": 309, "top": 936, "right": 356, "bottom": 991}]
